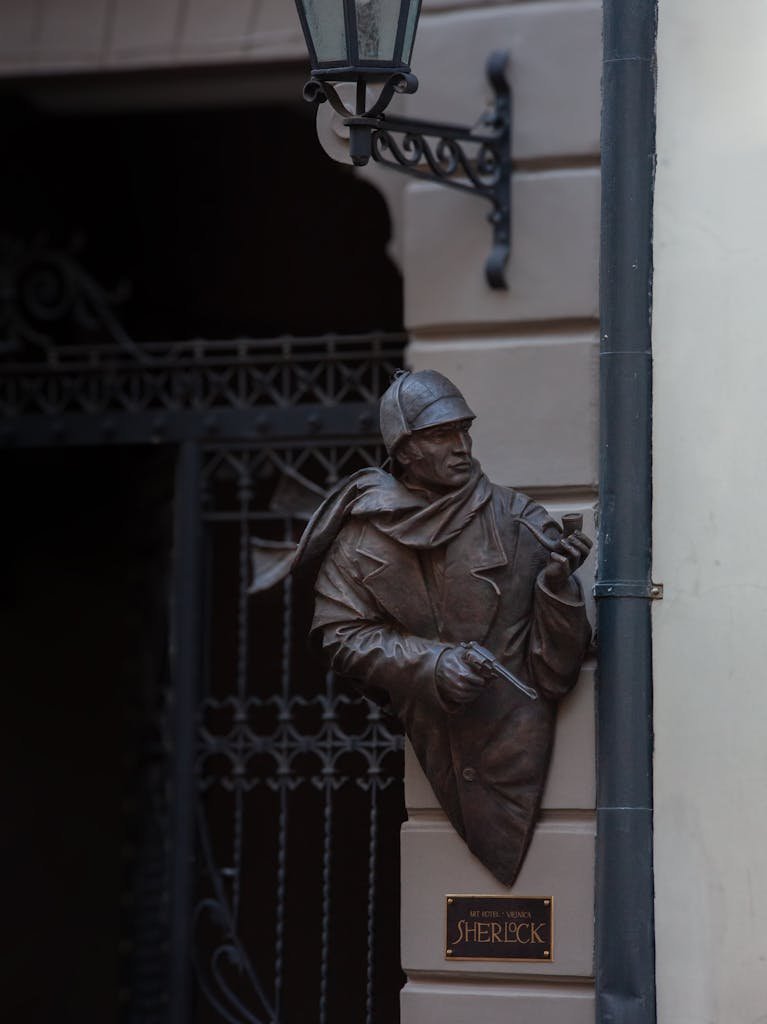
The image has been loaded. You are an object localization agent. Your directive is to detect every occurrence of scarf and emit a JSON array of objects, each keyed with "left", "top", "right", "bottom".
[{"left": 250, "top": 459, "right": 492, "bottom": 592}]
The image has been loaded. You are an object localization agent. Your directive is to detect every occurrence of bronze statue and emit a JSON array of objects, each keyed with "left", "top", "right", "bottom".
[{"left": 255, "top": 370, "right": 592, "bottom": 886}]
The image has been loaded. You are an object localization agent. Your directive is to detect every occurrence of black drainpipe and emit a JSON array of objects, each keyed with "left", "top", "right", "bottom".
[{"left": 596, "top": 2, "right": 657, "bottom": 1022}]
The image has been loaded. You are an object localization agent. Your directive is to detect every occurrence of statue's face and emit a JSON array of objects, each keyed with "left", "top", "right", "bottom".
[{"left": 397, "top": 418, "right": 473, "bottom": 493}]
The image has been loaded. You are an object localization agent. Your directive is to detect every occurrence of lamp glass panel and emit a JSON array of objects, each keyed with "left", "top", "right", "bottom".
[
  {"left": 299, "top": 0, "right": 347, "bottom": 63},
  {"left": 401, "top": 0, "right": 421, "bottom": 65},
  {"left": 355, "top": 0, "right": 400, "bottom": 61}
]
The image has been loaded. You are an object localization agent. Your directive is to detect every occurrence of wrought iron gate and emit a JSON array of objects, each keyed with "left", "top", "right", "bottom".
[
  {"left": 0, "top": 244, "right": 407, "bottom": 1023},
  {"left": 193, "top": 438, "right": 406, "bottom": 1024}
]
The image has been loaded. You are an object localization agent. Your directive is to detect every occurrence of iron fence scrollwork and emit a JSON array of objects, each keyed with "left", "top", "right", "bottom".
[
  {"left": 0, "top": 239, "right": 407, "bottom": 1023},
  {"left": 195, "top": 444, "right": 405, "bottom": 1024}
]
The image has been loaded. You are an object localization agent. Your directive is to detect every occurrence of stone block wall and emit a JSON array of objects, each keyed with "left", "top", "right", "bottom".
[{"left": 396, "top": 3, "right": 600, "bottom": 1021}]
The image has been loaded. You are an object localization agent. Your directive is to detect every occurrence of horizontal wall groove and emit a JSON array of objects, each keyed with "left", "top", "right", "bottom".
[
  {"left": 411, "top": 317, "right": 599, "bottom": 342},
  {"left": 404, "top": 811, "right": 596, "bottom": 830},
  {"left": 407, "top": 167, "right": 599, "bottom": 192},
  {"left": 405, "top": 971, "right": 596, "bottom": 989},
  {"left": 404, "top": 809, "right": 449, "bottom": 824},
  {"left": 423, "top": 0, "right": 597, "bottom": 13},
  {"left": 537, "top": 809, "right": 597, "bottom": 824},
  {"left": 513, "top": 155, "right": 600, "bottom": 173},
  {"left": 519, "top": 485, "right": 598, "bottom": 502}
]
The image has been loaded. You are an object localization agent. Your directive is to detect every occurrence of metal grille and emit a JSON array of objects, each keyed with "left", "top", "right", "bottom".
[
  {"left": 1, "top": 335, "right": 402, "bottom": 418},
  {"left": 194, "top": 443, "right": 405, "bottom": 1024},
  {"left": 0, "top": 239, "right": 407, "bottom": 1022},
  {"left": 0, "top": 240, "right": 404, "bottom": 446}
]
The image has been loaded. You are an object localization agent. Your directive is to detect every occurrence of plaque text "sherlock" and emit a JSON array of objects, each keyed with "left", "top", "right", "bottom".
[{"left": 445, "top": 895, "right": 553, "bottom": 961}]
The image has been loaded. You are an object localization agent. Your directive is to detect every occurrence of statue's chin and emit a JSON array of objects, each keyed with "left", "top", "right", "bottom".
[{"left": 447, "top": 467, "right": 472, "bottom": 487}]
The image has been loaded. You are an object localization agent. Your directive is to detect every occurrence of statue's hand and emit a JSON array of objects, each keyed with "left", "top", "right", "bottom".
[
  {"left": 436, "top": 645, "right": 489, "bottom": 706},
  {"left": 541, "top": 530, "right": 593, "bottom": 594}
]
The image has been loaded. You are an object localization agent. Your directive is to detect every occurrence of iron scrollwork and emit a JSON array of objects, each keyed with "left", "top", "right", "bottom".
[
  {"left": 305, "top": 52, "right": 512, "bottom": 289},
  {"left": 0, "top": 236, "right": 139, "bottom": 359},
  {"left": 0, "top": 235, "right": 410, "bottom": 1021},
  {"left": 197, "top": 444, "right": 406, "bottom": 1024},
  {"left": 0, "top": 239, "right": 405, "bottom": 449}
]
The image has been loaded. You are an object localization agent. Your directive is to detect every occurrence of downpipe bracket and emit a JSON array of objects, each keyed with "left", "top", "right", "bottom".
[{"left": 594, "top": 581, "right": 664, "bottom": 599}]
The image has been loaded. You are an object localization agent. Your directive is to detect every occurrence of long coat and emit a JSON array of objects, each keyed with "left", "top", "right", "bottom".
[{"left": 311, "top": 482, "right": 591, "bottom": 886}]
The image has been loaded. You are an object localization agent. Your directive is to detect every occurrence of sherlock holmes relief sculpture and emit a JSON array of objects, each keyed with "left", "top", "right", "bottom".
[{"left": 253, "top": 370, "right": 592, "bottom": 886}]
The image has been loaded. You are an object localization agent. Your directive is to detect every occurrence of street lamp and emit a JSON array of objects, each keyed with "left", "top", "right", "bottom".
[
  {"left": 293, "top": 1, "right": 512, "bottom": 289},
  {"left": 294, "top": 0, "right": 422, "bottom": 84}
]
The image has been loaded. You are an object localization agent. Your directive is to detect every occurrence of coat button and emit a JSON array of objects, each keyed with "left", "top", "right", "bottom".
[{"left": 462, "top": 766, "right": 477, "bottom": 782}]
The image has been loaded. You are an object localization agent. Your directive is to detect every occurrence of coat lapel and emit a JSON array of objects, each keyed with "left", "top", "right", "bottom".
[
  {"left": 355, "top": 525, "right": 439, "bottom": 637},
  {"left": 441, "top": 502, "right": 508, "bottom": 643},
  {"left": 354, "top": 498, "right": 509, "bottom": 644}
]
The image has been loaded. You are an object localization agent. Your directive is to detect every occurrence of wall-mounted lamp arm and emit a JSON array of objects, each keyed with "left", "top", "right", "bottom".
[
  {"left": 305, "top": 52, "right": 512, "bottom": 290},
  {"left": 354, "top": 100, "right": 509, "bottom": 288}
]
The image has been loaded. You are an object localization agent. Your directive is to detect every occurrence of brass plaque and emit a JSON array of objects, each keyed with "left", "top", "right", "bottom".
[{"left": 445, "top": 895, "right": 553, "bottom": 962}]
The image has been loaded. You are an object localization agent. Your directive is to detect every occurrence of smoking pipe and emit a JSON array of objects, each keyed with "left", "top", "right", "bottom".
[{"left": 515, "top": 512, "right": 583, "bottom": 552}]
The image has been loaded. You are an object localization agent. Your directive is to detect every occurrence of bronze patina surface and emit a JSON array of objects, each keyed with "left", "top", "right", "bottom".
[{"left": 255, "top": 370, "right": 592, "bottom": 886}]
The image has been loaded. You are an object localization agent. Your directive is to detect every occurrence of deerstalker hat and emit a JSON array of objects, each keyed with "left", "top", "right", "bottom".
[{"left": 379, "top": 370, "right": 475, "bottom": 455}]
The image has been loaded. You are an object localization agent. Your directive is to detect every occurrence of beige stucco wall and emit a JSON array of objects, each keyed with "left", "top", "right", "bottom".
[
  {"left": 393, "top": 3, "right": 601, "bottom": 1021},
  {"left": 300, "top": 7, "right": 601, "bottom": 1018},
  {"left": 652, "top": 2, "right": 767, "bottom": 1021}
]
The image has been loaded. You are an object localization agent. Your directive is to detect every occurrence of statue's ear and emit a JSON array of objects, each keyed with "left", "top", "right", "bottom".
[{"left": 395, "top": 437, "right": 420, "bottom": 466}]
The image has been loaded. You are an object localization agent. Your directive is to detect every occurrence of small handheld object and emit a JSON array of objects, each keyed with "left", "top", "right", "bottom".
[
  {"left": 515, "top": 511, "right": 584, "bottom": 552},
  {"left": 560, "top": 512, "right": 583, "bottom": 537},
  {"left": 460, "top": 641, "right": 538, "bottom": 701}
]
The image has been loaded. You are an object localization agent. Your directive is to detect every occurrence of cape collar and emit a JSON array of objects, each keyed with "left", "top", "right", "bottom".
[
  {"left": 295, "top": 459, "right": 491, "bottom": 564},
  {"left": 250, "top": 460, "right": 492, "bottom": 592},
  {"left": 354, "top": 460, "right": 492, "bottom": 549}
]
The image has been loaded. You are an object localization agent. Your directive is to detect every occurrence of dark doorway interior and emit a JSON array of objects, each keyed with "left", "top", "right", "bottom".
[
  {"left": 1, "top": 446, "right": 174, "bottom": 1022},
  {"left": 1, "top": 95, "right": 402, "bottom": 342},
  {"left": 1, "top": 83, "right": 405, "bottom": 1024}
]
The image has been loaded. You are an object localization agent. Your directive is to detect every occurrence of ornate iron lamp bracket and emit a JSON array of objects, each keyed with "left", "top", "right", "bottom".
[{"left": 304, "top": 52, "right": 512, "bottom": 290}]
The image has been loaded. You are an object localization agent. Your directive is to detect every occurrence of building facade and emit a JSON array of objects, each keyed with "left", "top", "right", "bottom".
[
  {"left": 3, "top": 1, "right": 763, "bottom": 1023},
  {"left": 0, "top": 2, "right": 597, "bottom": 1022},
  {"left": 652, "top": 2, "right": 767, "bottom": 1022}
]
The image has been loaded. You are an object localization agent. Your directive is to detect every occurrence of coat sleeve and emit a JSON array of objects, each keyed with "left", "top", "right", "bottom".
[
  {"left": 310, "top": 527, "right": 452, "bottom": 712},
  {"left": 528, "top": 577, "right": 592, "bottom": 700},
  {"left": 517, "top": 499, "right": 592, "bottom": 701}
]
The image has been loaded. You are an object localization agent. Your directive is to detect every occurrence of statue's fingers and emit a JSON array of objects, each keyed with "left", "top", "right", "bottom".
[
  {"left": 558, "top": 539, "right": 580, "bottom": 563},
  {"left": 462, "top": 669, "right": 488, "bottom": 690},
  {"left": 548, "top": 551, "right": 568, "bottom": 567},
  {"left": 569, "top": 536, "right": 591, "bottom": 559},
  {"left": 544, "top": 552, "right": 570, "bottom": 580},
  {"left": 455, "top": 677, "right": 484, "bottom": 700},
  {"left": 457, "top": 651, "right": 492, "bottom": 688}
]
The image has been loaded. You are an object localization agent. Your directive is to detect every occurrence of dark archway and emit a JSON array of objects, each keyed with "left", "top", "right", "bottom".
[
  {"left": 1, "top": 82, "right": 405, "bottom": 1024},
  {"left": 1, "top": 95, "right": 402, "bottom": 341}
]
